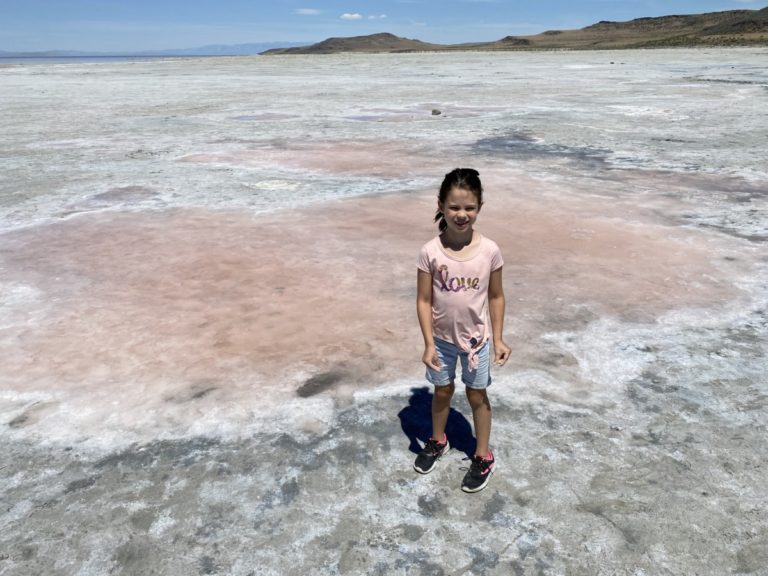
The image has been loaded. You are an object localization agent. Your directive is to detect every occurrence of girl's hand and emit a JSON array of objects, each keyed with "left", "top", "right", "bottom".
[
  {"left": 493, "top": 340, "right": 511, "bottom": 366},
  {"left": 422, "top": 345, "right": 441, "bottom": 371}
]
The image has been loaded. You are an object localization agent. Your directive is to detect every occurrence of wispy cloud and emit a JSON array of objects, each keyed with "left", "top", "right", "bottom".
[
  {"left": 339, "top": 12, "right": 386, "bottom": 21},
  {"left": 295, "top": 8, "right": 322, "bottom": 16}
]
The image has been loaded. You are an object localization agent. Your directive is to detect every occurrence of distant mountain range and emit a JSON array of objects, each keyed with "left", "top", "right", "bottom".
[
  {"left": 0, "top": 42, "right": 308, "bottom": 58},
  {"left": 263, "top": 7, "right": 768, "bottom": 54},
  {"left": 2, "top": 7, "right": 766, "bottom": 59}
]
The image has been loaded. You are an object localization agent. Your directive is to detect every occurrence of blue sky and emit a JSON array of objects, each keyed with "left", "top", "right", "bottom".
[{"left": 1, "top": 0, "right": 765, "bottom": 52}]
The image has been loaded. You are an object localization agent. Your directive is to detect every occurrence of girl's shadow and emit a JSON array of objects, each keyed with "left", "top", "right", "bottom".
[{"left": 397, "top": 386, "right": 476, "bottom": 457}]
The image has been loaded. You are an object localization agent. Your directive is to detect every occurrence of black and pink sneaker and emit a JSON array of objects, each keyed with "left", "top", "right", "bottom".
[
  {"left": 461, "top": 450, "right": 495, "bottom": 493},
  {"left": 413, "top": 435, "right": 449, "bottom": 474}
]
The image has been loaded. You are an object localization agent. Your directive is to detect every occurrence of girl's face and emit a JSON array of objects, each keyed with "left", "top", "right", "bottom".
[{"left": 439, "top": 186, "right": 481, "bottom": 235}]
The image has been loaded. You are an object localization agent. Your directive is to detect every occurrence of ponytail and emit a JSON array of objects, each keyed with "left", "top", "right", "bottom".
[{"left": 434, "top": 210, "right": 448, "bottom": 232}]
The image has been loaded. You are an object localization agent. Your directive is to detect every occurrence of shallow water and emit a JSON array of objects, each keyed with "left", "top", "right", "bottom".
[{"left": 1, "top": 49, "right": 767, "bottom": 575}]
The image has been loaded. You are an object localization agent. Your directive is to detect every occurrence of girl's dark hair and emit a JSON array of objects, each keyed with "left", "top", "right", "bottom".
[{"left": 434, "top": 168, "right": 483, "bottom": 232}]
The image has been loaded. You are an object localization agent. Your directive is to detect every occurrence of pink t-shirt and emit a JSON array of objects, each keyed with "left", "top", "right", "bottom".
[{"left": 417, "top": 234, "right": 504, "bottom": 354}]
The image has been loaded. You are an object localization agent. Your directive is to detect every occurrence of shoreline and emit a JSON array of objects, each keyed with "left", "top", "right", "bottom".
[{"left": 2, "top": 44, "right": 767, "bottom": 67}]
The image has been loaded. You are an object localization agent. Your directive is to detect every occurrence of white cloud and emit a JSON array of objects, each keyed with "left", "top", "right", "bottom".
[
  {"left": 339, "top": 12, "right": 386, "bottom": 21},
  {"left": 295, "top": 9, "right": 322, "bottom": 16}
]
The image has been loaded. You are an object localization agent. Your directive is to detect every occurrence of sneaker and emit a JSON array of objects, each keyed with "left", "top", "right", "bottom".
[
  {"left": 413, "top": 435, "right": 449, "bottom": 474},
  {"left": 461, "top": 450, "right": 495, "bottom": 493}
]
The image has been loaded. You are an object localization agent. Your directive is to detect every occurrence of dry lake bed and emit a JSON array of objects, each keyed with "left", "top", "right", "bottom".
[{"left": 1, "top": 49, "right": 767, "bottom": 575}]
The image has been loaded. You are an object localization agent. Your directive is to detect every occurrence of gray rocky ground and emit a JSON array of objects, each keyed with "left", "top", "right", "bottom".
[{"left": 3, "top": 299, "right": 766, "bottom": 575}]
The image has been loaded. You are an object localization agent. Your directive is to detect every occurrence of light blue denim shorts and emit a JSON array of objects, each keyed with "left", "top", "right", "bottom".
[{"left": 426, "top": 338, "right": 492, "bottom": 389}]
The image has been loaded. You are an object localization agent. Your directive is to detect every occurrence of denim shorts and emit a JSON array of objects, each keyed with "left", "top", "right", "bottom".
[{"left": 426, "top": 338, "right": 492, "bottom": 389}]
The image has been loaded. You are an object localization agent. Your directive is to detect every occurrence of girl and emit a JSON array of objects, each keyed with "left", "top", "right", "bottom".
[{"left": 415, "top": 168, "right": 510, "bottom": 493}]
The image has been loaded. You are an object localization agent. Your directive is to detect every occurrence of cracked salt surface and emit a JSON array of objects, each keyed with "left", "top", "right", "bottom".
[{"left": 1, "top": 49, "right": 767, "bottom": 574}]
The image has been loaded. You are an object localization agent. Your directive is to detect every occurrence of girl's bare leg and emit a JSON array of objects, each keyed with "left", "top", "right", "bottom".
[
  {"left": 431, "top": 383, "right": 455, "bottom": 441},
  {"left": 466, "top": 388, "right": 492, "bottom": 457}
]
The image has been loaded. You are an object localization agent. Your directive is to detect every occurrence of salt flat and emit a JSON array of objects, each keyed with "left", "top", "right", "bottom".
[{"left": 0, "top": 49, "right": 766, "bottom": 575}]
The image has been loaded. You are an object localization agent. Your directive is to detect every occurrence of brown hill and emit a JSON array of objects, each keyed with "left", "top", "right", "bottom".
[
  {"left": 508, "top": 6, "right": 768, "bottom": 48},
  {"left": 261, "top": 32, "right": 443, "bottom": 54},
  {"left": 262, "top": 7, "right": 768, "bottom": 54}
]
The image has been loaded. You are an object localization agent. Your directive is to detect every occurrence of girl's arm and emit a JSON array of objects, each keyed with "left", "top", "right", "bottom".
[
  {"left": 488, "top": 267, "right": 511, "bottom": 366},
  {"left": 417, "top": 269, "right": 441, "bottom": 370}
]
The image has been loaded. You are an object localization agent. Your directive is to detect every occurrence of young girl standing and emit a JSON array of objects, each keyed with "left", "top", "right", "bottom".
[{"left": 415, "top": 168, "right": 510, "bottom": 493}]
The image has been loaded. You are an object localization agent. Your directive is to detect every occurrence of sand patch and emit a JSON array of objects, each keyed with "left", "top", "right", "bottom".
[
  {"left": 0, "top": 171, "right": 749, "bottom": 444},
  {"left": 2, "top": 185, "right": 738, "bottom": 385}
]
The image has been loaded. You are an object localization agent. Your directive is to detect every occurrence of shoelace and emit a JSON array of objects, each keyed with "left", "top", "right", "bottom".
[
  {"left": 463, "top": 455, "right": 492, "bottom": 475},
  {"left": 424, "top": 438, "right": 445, "bottom": 455}
]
